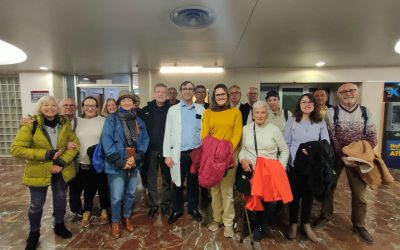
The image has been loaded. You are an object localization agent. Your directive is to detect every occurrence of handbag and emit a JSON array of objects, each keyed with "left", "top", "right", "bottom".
[
  {"left": 235, "top": 123, "right": 257, "bottom": 196},
  {"left": 92, "top": 143, "right": 105, "bottom": 173}
]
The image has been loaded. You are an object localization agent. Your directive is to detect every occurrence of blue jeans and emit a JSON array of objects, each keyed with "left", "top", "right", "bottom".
[
  {"left": 28, "top": 173, "right": 67, "bottom": 232},
  {"left": 107, "top": 168, "right": 138, "bottom": 222}
]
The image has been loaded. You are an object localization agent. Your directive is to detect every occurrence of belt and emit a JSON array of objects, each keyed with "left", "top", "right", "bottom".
[{"left": 181, "top": 149, "right": 193, "bottom": 154}]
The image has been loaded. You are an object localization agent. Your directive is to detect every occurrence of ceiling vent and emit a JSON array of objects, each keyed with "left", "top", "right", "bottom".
[{"left": 170, "top": 7, "right": 216, "bottom": 29}]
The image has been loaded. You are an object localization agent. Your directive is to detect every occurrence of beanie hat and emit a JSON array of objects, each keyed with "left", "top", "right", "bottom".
[
  {"left": 117, "top": 90, "right": 135, "bottom": 105},
  {"left": 265, "top": 90, "right": 280, "bottom": 100}
]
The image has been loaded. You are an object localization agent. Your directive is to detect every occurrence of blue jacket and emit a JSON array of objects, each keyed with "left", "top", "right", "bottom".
[{"left": 101, "top": 112, "right": 149, "bottom": 174}]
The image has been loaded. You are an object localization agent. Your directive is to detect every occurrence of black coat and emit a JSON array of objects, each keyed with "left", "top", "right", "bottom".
[
  {"left": 239, "top": 103, "right": 251, "bottom": 126},
  {"left": 293, "top": 139, "right": 336, "bottom": 201}
]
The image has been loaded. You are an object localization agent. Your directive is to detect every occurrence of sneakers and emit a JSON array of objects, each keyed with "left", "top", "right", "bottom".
[
  {"left": 54, "top": 223, "right": 72, "bottom": 239},
  {"left": 25, "top": 231, "right": 40, "bottom": 250},
  {"left": 208, "top": 221, "right": 223, "bottom": 232},
  {"left": 353, "top": 226, "right": 374, "bottom": 244},
  {"left": 100, "top": 209, "right": 109, "bottom": 225},
  {"left": 224, "top": 226, "right": 234, "bottom": 238},
  {"left": 80, "top": 211, "right": 91, "bottom": 228}
]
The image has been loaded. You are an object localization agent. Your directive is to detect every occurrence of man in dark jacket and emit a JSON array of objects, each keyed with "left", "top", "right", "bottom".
[
  {"left": 142, "top": 83, "right": 172, "bottom": 218},
  {"left": 239, "top": 86, "right": 258, "bottom": 126}
]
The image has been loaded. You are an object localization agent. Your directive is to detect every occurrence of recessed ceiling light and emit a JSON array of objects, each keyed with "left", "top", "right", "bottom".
[
  {"left": 160, "top": 66, "right": 224, "bottom": 74},
  {"left": 39, "top": 66, "right": 48, "bottom": 70},
  {"left": 315, "top": 61, "right": 326, "bottom": 67},
  {"left": 395, "top": 40, "right": 400, "bottom": 54},
  {"left": 83, "top": 77, "right": 89, "bottom": 81},
  {"left": 170, "top": 7, "right": 216, "bottom": 29},
  {"left": 0, "top": 40, "right": 27, "bottom": 65}
]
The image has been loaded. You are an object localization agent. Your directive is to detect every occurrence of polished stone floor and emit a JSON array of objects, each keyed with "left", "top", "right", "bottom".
[{"left": 0, "top": 157, "right": 399, "bottom": 249}]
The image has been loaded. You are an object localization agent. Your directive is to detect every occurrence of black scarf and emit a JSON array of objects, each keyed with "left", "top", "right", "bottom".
[
  {"left": 43, "top": 115, "right": 60, "bottom": 128},
  {"left": 118, "top": 108, "right": 137, "bottom": 148}
]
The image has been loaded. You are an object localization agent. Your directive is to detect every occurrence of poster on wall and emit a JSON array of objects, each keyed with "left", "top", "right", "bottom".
[
  {"left": 382, "top": 138, "right": 400, "bottom": 169},
  {"left": 31, "top": 90, "right": 49, "bottom": 103},
  {"left": 384, "top": 82, "right": 400, "bottom": 102}
]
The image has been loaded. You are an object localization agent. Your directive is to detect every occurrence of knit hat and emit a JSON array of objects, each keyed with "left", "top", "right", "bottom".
[
  {"left": 117, "top": 90, "right": 136, "bottom": 105},
  {"left": 265, "top": 90, "right": 279, "bottom": 100}
]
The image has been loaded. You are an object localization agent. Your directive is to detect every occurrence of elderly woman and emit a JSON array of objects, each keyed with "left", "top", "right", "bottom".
[
  {"left": 101, "top": 98, "right": 117, "bottom": 117},
  {"left": 10, "top": 96, "right": 79, "bottom": 250},
  {"left": 101, "top": 90, "right": 149, "bottom": 238},
  {"left": 202, "top": 83, "right": 242, "bottom": 238},
  {"left": 239, "top": 100, "right": 290, "bottom": 241},
  {"left": 76, "top": 96, "right": 109, "bottom": 228},
  {"left": 283, "top": 93, "right": 329, "bottom": 242}
]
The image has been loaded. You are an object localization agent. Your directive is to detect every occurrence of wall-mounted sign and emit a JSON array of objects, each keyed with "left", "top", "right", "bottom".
[
  {"left": 384, "top": 82, "right": 400, "bottom": 102},
  {"left": 31, "top": 90, "right": 49, "bottom": 103}
]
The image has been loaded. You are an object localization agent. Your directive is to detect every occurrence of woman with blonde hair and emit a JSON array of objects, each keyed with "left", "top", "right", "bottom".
[
  {"left": 101, "top": 98, "right": 117, "bottom": 117},
  {"left": 11, "top": 95, "right": 80, "bottom": 250}
]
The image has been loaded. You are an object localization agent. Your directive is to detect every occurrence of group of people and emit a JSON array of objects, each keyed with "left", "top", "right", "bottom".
[{"left": 11, "top": 81, "right": 378, "bottom": 250}]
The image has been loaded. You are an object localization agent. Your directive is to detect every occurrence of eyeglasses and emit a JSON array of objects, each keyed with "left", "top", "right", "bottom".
[
  {"left": 300, "top": 101, "right": 314, "bottom": 105},
  {"left": 338, "top": 89, "right": 357, "bottom": 95},
  {"left": 181, "top": 87, "right": 194, "bottom": 91},
  {"left": 84, "top": 105, "right": 97, "bottom": 109},
  {"left": 63, "top": 104, "right": 76, "bottom": 108},
  {"left": 230, "top": 91, "right": 240, "bottom": 95},
  {"left": 215, "top": 93, "right": 227, "bottom": 97}
]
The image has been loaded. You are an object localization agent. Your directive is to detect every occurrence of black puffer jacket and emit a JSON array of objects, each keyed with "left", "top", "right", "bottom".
[{"left": 293, "top": 139, "right": 336, "bottom": 201}]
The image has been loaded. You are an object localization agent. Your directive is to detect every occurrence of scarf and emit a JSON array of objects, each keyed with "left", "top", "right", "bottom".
[
  {"left": 118, "top": 107, "right": 138, "bottom": 148},
  {"left": 211, "top": 104, "right": 230, "bottom": 112}
]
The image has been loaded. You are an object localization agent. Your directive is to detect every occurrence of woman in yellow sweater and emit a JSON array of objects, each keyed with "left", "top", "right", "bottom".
[{"left": 202, "top": 83, "right": 242, "bottom": 238}]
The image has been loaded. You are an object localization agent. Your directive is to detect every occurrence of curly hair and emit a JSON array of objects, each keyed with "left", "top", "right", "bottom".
[{"left": 293, "top": 93, "right": 322, "bottom": 123}]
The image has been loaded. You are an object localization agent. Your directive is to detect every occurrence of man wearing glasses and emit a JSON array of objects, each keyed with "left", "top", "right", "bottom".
[
  {"left": 228, "top": 85, "right": 242, "bottom": 109},
  {"left": 239, "top": 87, "right": 259, "bottom": 126},
  {"left": 314, "top": 83, "right": 377, "bottom": 244},
  {"left": 163, "top": 81, "right": 205, "bottom": 224}
]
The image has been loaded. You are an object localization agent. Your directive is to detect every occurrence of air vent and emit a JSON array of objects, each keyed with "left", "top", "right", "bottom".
[{"left": 170, "top": 7, "right": 216, "bottom": 29}]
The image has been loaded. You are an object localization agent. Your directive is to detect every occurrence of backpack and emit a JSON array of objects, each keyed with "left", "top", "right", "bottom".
[{"left": 333, "top": 105, "right": 368, "bottom": 135}]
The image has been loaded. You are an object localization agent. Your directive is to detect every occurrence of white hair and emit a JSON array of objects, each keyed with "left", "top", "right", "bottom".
[
  {"left": 34, "top": 95, "right": 58, "bottom": 115},
  {"left": 252, "top": 100, "right": 269, "bottom": 111}
]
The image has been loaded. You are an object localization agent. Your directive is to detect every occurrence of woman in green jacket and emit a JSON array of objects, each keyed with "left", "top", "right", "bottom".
[{"left": 10, "top": 95, "right": 80, "bottom": 250}]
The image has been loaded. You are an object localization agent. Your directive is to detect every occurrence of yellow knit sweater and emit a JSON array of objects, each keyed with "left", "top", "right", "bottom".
[{"left": 201, "top": 108, "right": 242, "bottom": 151}]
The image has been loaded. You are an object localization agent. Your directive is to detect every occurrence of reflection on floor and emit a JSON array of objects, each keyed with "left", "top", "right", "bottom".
[{"left": 0, "top": 157, "right": 399, "bottom": 249}]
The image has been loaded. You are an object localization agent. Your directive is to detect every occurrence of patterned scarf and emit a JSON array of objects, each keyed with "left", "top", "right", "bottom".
[{"left": 118, "top": 107, "right": 138, "bottom": 148}]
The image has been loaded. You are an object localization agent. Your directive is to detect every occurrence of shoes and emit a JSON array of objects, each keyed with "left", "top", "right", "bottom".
[
  {"left": 353, "top": 226, "right": 374, "bottom": 244},
  {"left": 123, "top": 218, "right": 134, "bottom": 232},
  {"left": 54, "top": 223, "right": 72, "bottom": 239},
  {"left": 224, "top": 226, "right": 234, "bottom": 238},
  {"left": 252, "top": 226, "right": 266, "bottom": 242},
  {"left": 110, "top": 222, "right": 121, "bottom": 239},
  {"left": 313, "top": 216, "right": 327, "bottom": 228},
  {"left": 287, "top": 223, "right": 297, "bottom": 240},
  {"left": 168, "top": 211, "right": 183, "bottom": 224},
  {"left": 161, "top": 206, "right": 170, "bottom": 217},
  {"left": 208, "top": 221, "right": 223, "bottom": 232},
  {"left": 302, "top": 223, "right": 319, "bottom": 242},
  {"left": 80, "top": 211, "right": 91, "bottom": 228},
  {"left": 25, "top": 231, "right": 40, "bottom": 250},
  {"left": 188, "top": 209, "right": 202, "bottom": 222},
  {"left": 100, "top": 209, "right": 109, "bottom": 225},
  {"left": 147, "top": 207, "right": 158, "bottom": 218}
]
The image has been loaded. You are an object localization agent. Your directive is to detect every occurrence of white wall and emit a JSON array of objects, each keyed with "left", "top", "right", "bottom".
[
  {"left": 19, "top": 72, "right": 65, "bottom": 116},
  {"left": 139, "top": 67, "right": 400, "bottom": 154}
]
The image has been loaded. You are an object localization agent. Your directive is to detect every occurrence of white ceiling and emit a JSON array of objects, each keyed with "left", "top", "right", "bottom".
[{"left": 1, "top": 0, "right": 400, "bottom": 74}]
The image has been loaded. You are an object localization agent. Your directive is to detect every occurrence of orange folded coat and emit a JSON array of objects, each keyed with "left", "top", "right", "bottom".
[{"left": 246, "top": 157, "right": 293, "bottom": 211}]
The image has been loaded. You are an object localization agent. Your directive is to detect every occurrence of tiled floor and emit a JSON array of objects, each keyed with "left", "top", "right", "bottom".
[{"left": 0, "top": 157, "right": 399, "bottom": 249}]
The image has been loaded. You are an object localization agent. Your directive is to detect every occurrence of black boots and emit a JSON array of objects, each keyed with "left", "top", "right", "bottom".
[
  {"left": 54, "top": 223, "right": 72, "bottom": 239},
  {"left": 25, "top": 231, "right": 40, "bottom": 250}
]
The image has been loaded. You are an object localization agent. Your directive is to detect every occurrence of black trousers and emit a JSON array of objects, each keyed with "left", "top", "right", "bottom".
[
  {"left": 68, "top": 170, "right": 83, "bottom": 214},
  {"left": 81, "top": 165, "right": 110, "bottom": 212},
  {"left": 146, "top": 150, "right": 172, "bottom": 208},
  {"left": 288, "top": 170, "right": 314, "bottom": 224},
  {"left": 172, "top": 151, "right": 199, "bottom": 213}
]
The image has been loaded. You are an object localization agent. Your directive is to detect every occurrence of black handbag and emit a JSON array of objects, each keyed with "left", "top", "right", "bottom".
[{"left": 235, "top": 123, "right": 257, "bottom": 196}]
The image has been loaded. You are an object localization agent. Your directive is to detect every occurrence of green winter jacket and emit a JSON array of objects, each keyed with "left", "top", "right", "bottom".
[{"left": 10, "top": 115, "right": 80, "bottom": 187}]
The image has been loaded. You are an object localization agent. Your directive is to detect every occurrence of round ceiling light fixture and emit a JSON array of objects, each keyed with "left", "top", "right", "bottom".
[
  {"left": 170, "top": 6, "right": 216, "bottom": 29},
  {"left": 0, "top": 40, "right": 27, "bottom": 65}
]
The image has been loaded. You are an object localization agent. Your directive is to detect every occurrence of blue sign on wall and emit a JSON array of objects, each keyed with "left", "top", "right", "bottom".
[{"left": 382, "top": 139, "right": 400, "bottom": 168}]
